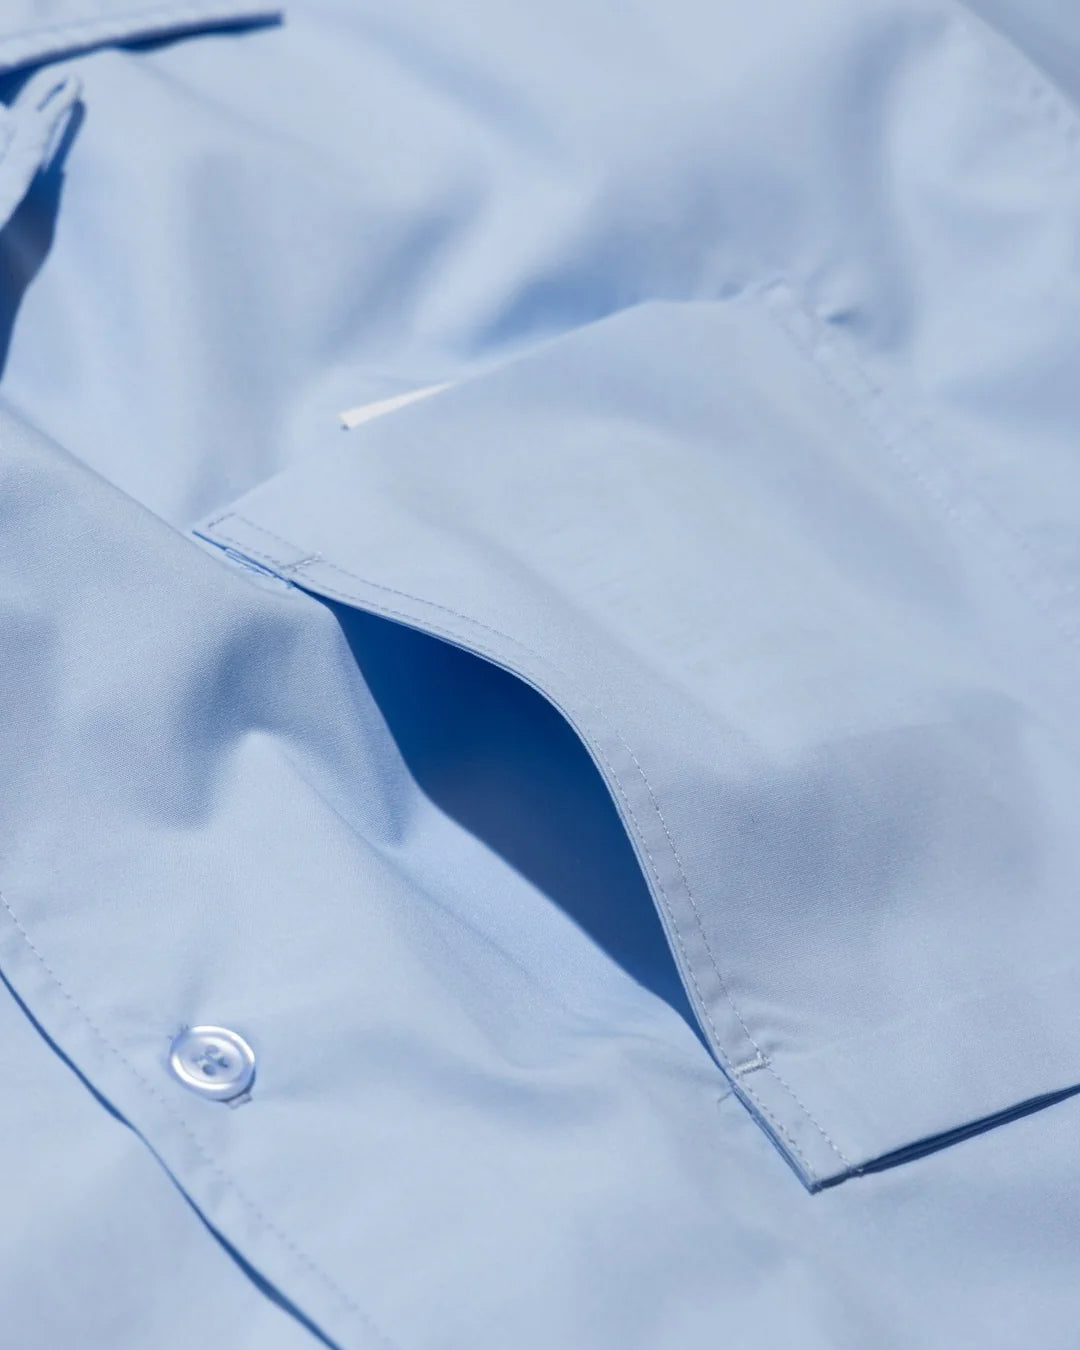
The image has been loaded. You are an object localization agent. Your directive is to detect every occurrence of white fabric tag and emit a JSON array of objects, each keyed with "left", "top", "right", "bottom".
[{"left": 338, "top": 382, "right": 453, "bottom": 430}]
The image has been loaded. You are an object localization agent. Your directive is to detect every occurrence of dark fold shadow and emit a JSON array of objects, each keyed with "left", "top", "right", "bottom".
[
  {"left": 823, "top": 1082, "right": 1080, "bottom": 1189},
  {"left": 0, "top": 96, "right": 83, "bottom": 381},
  {"left": 0, "top": 14, "right": 280, "bottom": 382},
  {"left": 329, "top": 601, "right": 703, "bottom": 1042}
]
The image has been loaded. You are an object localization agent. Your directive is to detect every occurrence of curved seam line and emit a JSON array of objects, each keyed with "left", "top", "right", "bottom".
[
  {"left": 205, "top": 512, "right": 852, "bottom": 1176},
  {"left": 0, "top": 887, "right": 401, "bottom": 1350}
]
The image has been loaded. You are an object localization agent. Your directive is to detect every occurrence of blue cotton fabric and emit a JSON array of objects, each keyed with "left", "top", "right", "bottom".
[{"left": 2, "top": 1, "right": 1080, "bottom": 1346}]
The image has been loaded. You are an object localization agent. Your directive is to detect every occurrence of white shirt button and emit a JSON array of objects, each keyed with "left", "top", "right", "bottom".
[{"left": 168, "top": 1025, "right": 256, "bottom": 1101}]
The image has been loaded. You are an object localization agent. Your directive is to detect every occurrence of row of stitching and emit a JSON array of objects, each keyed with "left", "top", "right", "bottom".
[
  {"left": 0, "top": 886, "right": 401, "bottom": 1350},
  {"left": 206, "top": 510, "right": 856, "bottom": 1176},
  {"left": 276, "top": 560, "right": 838, "bottom": 1183},
  {"left": 210, "top": 5, "right": 1080, "bottom": 1184},
  {"left": 211, "top": 524, "right": 828, "bottom": 1179},
  {"left": 760, "top": 279, "right": 1080, "bottom": 666}
]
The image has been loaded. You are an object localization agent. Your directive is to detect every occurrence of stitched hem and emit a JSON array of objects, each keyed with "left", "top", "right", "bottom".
[
  {"left": 759, "top": 279, "right": 1080, "bottom": 697},
  {"left": 198, "top": 510, "right": 856, "bottom": 1185},
  {"left": 0, "top": 885, "right": 402, "bottom": 1350}
]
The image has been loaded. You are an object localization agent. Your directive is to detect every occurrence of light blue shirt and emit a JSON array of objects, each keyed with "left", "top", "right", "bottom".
[{"left": 3, "top": 2, "right": 1080, "bottom": 1346}]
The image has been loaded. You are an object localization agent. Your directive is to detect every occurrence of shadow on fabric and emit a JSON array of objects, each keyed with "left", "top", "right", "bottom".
[
  {"left": 0, "top": 92, "right": 83, "bottom": 382},
  {"left": 331, "top": 601, "right": 705, "bottom": 1044}
]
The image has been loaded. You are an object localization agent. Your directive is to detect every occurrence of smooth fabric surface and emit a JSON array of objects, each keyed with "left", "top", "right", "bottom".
[{"left": 2, "top": 1, "right": 1080, "bottom": 1345}]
